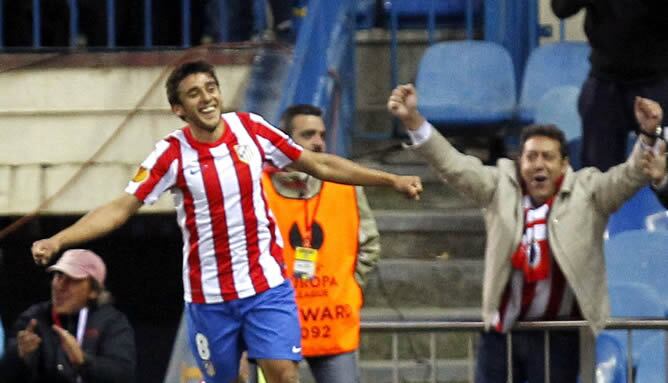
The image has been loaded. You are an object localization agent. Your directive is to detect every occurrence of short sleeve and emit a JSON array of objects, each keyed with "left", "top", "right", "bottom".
[
  {"left": 249, "top": 113, "right": 303, "bottom": 169},
  {"left": 125, "top": 138, "right": 180, "bottom": 204}
]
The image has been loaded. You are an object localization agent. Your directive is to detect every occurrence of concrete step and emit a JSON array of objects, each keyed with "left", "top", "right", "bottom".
[
  {"left": 298, "top": 358, "right": 474, "bottom": 383},
  {"left": 375, "top": 209, "right": 483, "bottom": 232},
  {"left": 354, "top": 144, "right": 489, "bottom": 260},
  {"left": 357, "top": 307, "right": 480, "bottom": 382},
  {"left": 296, "top": 308, "right": 481, "bottom": 382},
  {"left": 364, "top": 259, "right": 483, "bottom": 309},
  {"left": 374, "top": 210, "right": 485, "bottom": 260},
  {"left": 362, "top": 164, "right": 481, "bottom": 208},
  {"left": 365, "top": 185, "right": 472, "bottom": 211},
  {"left": 355, "top": 107, "right": 394, "bottom": 138},
  {"left": 378, "top": 227, "right": 485, "bottom": 260},
  {"left": 359, "top": 359, "right": 473, "bottom": 383}
]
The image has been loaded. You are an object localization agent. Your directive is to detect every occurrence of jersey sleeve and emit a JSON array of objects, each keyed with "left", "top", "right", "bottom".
[
  {"left": 125, "top": 138, "right": 180, "bottom": 205},
  {"left": 250, "top": 113, "right": 303, "bottom": 169}
]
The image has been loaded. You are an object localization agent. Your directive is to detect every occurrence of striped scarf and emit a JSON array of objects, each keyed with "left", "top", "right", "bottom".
[{"left": 511, "top": 195, "right": 554, "bottom": 282}]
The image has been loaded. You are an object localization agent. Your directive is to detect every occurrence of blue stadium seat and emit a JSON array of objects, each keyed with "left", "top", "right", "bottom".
[
  {"left": 595, "top": 333, "right": 628, "bottom": 383},
  {"left": 605, "top": 230, "right": 668, "bottom": 312},
  {"left": 534, "top": 86, "right": 581, "bottom": 141},
  {"left": 608, "top": 282, "right": 665, "bottom": 319},
  {"left": 606, "top": 282, "right": 666, "bottom": 367},
  {"left": 533, "top": 85, "right": 582, "bottom": 168},
  {"left": 518, "top": 42, "right": 590, "bottom": 123},
  {"left": 636, "top": 334, "right": 666, "bottom": 383},
  {"left": 415, "top": 40, "right": 516, "bottom": 126},
  {"left": 607, "top": 187, "right": 666, "bottom": 237},
  {"left": 646, "top": 211, "right": 668, "bottom": 233}
]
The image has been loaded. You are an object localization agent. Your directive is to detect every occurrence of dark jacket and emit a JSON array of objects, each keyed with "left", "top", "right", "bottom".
[
  {"left": 551, "top": 0, "right": 668, "bottom": 82},
  {"left": 1, "top": 301, "right": 136, "bottom": 383}
]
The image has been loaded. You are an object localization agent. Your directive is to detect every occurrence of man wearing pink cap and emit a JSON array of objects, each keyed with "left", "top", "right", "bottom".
[{"left": 0, "top": 249, "right": 136, "bottom": 383}]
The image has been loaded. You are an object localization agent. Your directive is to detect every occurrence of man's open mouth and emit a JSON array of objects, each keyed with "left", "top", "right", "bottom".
[{"left": 533, "top": 175, "right": 548, "bottom": 183}]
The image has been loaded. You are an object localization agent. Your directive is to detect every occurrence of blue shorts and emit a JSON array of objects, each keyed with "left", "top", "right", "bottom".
[{"left": 185, "top": 280, "right": 302, "bottom": 383}]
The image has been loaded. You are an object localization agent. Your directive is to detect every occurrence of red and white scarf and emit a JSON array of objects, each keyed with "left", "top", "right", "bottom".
[
  {"left": 511, "top": 196, "right": 553, "bottom": 282},
  {"left": 493, "top": 184, "right": 580, "bottom": 332}
]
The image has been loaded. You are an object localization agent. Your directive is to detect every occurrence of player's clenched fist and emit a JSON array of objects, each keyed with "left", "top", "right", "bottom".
[{"left": 31, "top": 238, "right": 60, "bottom": 266}]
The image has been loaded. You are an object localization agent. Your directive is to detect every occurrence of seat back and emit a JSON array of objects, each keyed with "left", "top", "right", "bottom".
[
  {"left": 608, "top": 282, "right": 665, "bottom": 318},
  {"left": 607, "top": 187, "right": 666, "bottom": 237},
  {"left": 518, "top": 42, "right": 590, "bottom": 123},
  {"left": 646, "top": 211, "right": 668, "bottom": 233},
  {"left": 636, "top": 334, "right": 666, "bottom": 383},
  {"left": 606, "top": 282, "right": 665, "bottom": 365},
  {"left": 605, "top": 230, "right": 668, "bottom": 310},
  {"left": 415, "top": 41, "right": 516, "bottom": 125},
  {"left": 595, "top": 333, "right": 628, "bottom": 383},
  {"left": 534, "top": 85, "right": 581, "bottom": 141}
]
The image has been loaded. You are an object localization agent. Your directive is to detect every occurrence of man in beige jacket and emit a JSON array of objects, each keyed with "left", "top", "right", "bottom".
[{"left": 387, "top": 84, "right": 665, "bottom": 382}]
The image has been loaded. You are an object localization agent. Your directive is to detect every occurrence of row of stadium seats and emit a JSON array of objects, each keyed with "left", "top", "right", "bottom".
[
  {"left": 415, "top": 40, "right": 590, "bottom": 131},
  {"left": 582, "top": 234, "right": 668, "bottom": 383},
  {"left": 415, "top": 38, "right": 667, "bottom": 239},
  {"left": 599, "top": 231, "right": 668, "bottom": 382},
  {"left": 360, "top": 5, "right": 668, "bottom": 382}
]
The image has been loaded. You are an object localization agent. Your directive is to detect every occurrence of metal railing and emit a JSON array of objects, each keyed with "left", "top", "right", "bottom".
[
  {"left": 0, "top": 0, "right": 268, "bottom": 49},
  {"left": 361, "top": 318, "right": 668, "bottom": 383}
]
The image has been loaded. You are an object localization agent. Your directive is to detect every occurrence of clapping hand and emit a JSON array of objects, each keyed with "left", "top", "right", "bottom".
[
  {"left": 52, "top": 324, "right": 85, "bottom": 366},
  {"left": 17, "top": 319, "right": 42, "bottom": 361}
]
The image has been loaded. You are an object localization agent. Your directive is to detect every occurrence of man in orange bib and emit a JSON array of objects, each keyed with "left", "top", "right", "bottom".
[{"left": 260, "top": 104, "right": 380, "bottom": 383}]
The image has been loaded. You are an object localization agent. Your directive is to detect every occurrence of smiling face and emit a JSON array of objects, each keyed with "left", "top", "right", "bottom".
[
  {"left": 171, "top": 72, "right": 224, "bottom": 134},
  {"left": 51, "top": 272, "right": 98, "bottom": 315},
  {"left": 519, "top": 135, "right": 568, "bottom": 205}
]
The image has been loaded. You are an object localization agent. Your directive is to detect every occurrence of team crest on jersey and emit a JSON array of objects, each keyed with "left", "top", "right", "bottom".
[
  {"left": 132, "top": 166, "right": 149, "bottom": 183},
  {"left": 234, "top": 144, "right": 255, "bottom": 164}
]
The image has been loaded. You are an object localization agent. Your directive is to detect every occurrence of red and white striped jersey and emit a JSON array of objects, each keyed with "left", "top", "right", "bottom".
[{"left": 125, "top": 112, "right": 303, "bottom": 304}]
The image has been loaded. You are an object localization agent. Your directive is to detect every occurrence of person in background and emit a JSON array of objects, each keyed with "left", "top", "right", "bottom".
[
  {"left": 388, "top": 83, "right": 664, "bottom": 382},
  {"left": 202, "top": 0, "right": 295, "bottom": 43},
  {"left": 254, "top": 104, "right": 380, "bottom": 382},
  {"left": 551, "top": 0, "right": 668, "bottom": 171},
  {"left": 0, "top": 249, "right": 136, "bottom": 383}
]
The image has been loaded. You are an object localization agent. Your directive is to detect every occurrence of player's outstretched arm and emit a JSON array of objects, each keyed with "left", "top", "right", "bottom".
[
  {"left": 291, "top": 150, "right": 422, "bottom": 200},
  {"left": 31, "top": 194, "right": 142, "bottom": 265}
]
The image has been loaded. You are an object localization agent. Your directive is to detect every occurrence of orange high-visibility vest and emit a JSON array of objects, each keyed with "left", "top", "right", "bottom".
[{"left": 262, "top": 173, "right": 362, "bottom": 356}]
